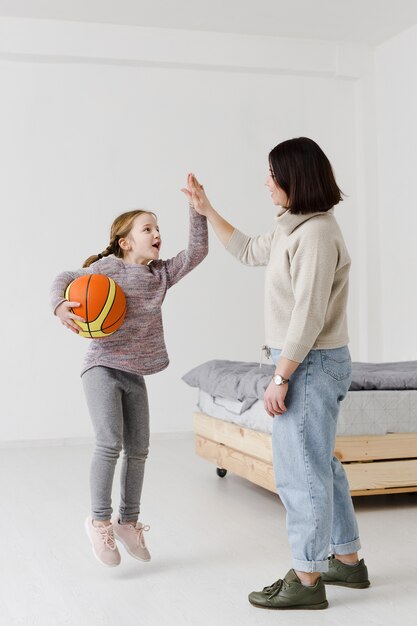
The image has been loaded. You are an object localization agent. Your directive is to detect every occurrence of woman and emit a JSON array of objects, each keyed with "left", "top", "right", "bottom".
[{"left": 182, "top": 137, "right": 369, "bottom": 611}]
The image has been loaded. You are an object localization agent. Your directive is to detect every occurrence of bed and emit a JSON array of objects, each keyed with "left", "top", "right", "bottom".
[{"left": 183, "top": 359, "right": 417, "bottom": 496}]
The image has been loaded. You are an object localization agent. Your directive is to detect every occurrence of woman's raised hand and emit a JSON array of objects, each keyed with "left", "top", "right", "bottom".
[
  {"left": 181, "top": 173, "right": 213, "bottom": 216},
  {"left": 55, "top": 300, "right": 85, "bottom": 334}
]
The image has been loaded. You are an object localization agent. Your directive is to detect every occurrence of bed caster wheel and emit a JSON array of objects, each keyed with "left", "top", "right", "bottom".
[{"left": 216, "top": 468, "right": 227, "bottom": 478}]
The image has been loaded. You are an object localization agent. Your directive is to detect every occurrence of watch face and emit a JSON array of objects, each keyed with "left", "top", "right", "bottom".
[{"left": 274, "top": 375, "right": 288, "bottom": 385}]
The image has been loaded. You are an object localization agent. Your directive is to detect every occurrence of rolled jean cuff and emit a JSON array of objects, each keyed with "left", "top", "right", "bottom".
[
  {"left": 330, "top": 537, "right": 361, "bottom": 555},
  {"left": 292, "top": 558, "right": 330, "bottom": 573}
]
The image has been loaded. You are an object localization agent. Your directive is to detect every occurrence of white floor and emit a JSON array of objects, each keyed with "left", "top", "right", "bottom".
[{"left": 1, "top": 434, "right": 416, "bottom": 626}]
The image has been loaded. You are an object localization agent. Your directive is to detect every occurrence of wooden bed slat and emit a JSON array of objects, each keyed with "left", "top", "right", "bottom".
[
  {"left": 194, "top": 412, "right": 417, "bottom": 497},
  {"left": 194, "top": 412, "right": 273, "bottom": 463},
  {"left": 335, "top": 433, "right": 417, "bottom": 462},
  {"left": 195, "top": 435, "right": 276, "bottom": 492},
  {"left": 344, "top": 459, "right": 417, "bottom": 490},
  {"left": 194, "top": 412, "right": 417, "bottom": 462}
]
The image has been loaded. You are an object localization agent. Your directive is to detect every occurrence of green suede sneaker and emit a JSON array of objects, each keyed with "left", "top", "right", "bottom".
[
  {"left": 248, "top": 569, "right": 328, "bottom": 610},
  {"left": 321, "top": 556, "right": 370, "bottom": 588}
]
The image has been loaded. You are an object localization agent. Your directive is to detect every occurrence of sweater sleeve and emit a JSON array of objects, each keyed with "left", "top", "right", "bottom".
[
  {"left": 164, "top": 207, "right": 208, "bottom": 289},
  {"left": 50, "top": 266, "right": 95, "bottom": 315},
  {"left": 281, "top": 234, "right": 340, "bottom": 363},
  {"left": 225, "top": 228, "right": 274, "bottom": 266}
]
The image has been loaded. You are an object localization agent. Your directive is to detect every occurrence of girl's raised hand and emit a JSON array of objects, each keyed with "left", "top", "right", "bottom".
[
  {"left": 56, "top": 300, "right": 85, "bottom": 334},
  {"left": 181, "top": 173, "right": 213, "bottom": 216}
]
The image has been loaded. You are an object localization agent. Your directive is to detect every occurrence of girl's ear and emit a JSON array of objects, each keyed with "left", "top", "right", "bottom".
[{"left": 118, "top": 237, "right": 130, "bottom": 251}]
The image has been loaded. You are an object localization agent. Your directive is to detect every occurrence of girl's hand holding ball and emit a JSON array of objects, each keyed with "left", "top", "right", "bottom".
[{"left": 56, "top": 301, "right": 85, "bottom": 334}]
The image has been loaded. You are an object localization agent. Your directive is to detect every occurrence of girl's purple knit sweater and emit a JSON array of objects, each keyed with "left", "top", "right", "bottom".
[{"left": 50, "top": 208, "right": 208, "bottom": 376}]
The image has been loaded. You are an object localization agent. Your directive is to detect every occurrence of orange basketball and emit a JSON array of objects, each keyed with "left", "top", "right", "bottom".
[{"left": 65, "top": 274, "right": 127, "bottom": 338}]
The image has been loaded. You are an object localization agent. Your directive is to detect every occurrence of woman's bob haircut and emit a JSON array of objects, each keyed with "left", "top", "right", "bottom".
[{"left": 269, "top": 137, "right": 343, "bottom": 215}]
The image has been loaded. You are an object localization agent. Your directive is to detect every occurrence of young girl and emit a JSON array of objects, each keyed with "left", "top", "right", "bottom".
[{"left": 50, "top": 202, "right": 208, "bottom": 567}]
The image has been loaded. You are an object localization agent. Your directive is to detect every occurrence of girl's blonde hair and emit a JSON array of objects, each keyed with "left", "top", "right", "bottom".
[{"left": 83, "top": 209, "right": 157, "bottom": 268}]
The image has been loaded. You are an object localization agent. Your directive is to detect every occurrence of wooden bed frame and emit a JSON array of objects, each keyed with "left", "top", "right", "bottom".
[{"left": 194, "top": 412, "right": 417, "bottom": 496}]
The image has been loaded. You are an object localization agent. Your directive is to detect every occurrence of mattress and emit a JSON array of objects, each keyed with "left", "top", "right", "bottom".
[{"left": 196, "top": 389, "right": 417, "bottom": 436}]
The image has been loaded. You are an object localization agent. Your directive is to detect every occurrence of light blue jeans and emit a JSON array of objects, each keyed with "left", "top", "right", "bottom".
[{"left": 270, "top": 346, "right": 361, "bottom": 573}]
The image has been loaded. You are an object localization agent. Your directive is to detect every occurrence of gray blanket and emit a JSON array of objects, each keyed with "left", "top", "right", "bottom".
[{"left": 182, "top": 359, "right": 417, "bottom": 406}]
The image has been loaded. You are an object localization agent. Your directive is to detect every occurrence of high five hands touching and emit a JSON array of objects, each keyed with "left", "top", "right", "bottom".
[
  {"left": 181, "top": 173, "right": 234, "bottom": 247},
  {"left": 181, "top": 174, "right": 213, "bottom": 217}
]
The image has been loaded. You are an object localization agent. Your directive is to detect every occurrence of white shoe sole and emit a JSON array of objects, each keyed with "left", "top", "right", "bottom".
[{"left": 84, "top": 518, "right": 121, "bottom": 567}]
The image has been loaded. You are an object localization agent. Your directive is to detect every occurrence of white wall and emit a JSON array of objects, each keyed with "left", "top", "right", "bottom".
[
  {"left": 375, "top": 24, "right": 417, "bottom": 361},
  {"left": 0, "top": 18, "right": 376, "bottom": 442}
]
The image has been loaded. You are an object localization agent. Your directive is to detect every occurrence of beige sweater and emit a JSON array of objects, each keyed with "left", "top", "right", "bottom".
[{"left": 226, "top": 208, "right": 350, "bottom": 363}]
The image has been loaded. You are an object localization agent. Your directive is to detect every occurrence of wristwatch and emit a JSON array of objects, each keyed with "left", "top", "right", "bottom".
[{"left": 273, "top": 374, "right": 289, "bottom": 386}]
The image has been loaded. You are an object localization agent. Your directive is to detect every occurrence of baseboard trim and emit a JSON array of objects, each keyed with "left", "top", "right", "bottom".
[{"left": 0, "top": 431, "right": 193, "bottom": 449}]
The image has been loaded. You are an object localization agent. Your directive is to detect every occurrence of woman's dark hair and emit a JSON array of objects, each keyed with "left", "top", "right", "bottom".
[{"left": 268, "top": 137, "right": 343, "bottom": 214}]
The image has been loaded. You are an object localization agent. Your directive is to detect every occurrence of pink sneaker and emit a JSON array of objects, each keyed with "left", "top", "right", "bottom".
[
  {"left": 84, "top": 517, "right": 121, "bottom": 567},
  {"left": 113, "top": 516, "right": 151, "bottom": 561}
]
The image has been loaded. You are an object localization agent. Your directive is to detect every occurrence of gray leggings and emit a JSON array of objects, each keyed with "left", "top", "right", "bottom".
[{"left": 82, "top": 366, "right": 150, "bottom": 522}]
